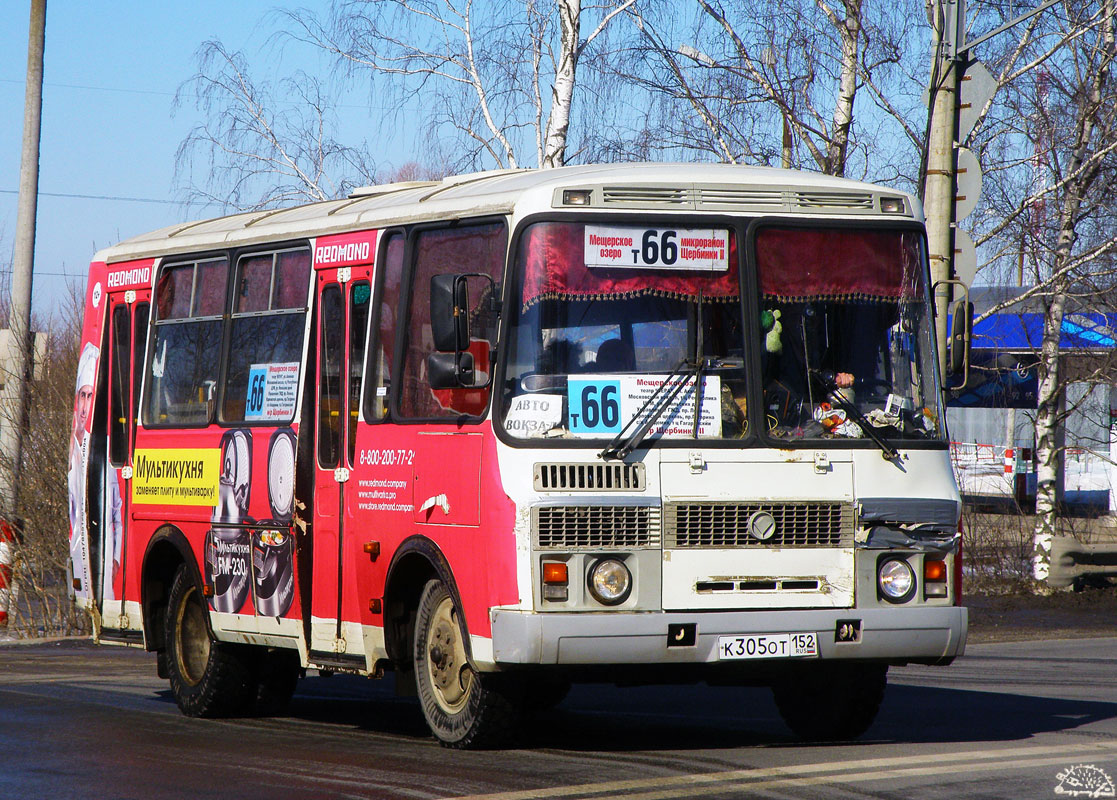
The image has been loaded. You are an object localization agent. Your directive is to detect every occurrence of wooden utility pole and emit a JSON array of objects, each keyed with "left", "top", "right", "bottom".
[{"left": 1, "top": 0, "right": 47, "bottom": 517}]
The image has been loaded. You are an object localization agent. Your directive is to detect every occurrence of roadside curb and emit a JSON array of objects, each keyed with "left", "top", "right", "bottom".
[{"left": 0, "top": 635, "right": 91, "bottom": 647}]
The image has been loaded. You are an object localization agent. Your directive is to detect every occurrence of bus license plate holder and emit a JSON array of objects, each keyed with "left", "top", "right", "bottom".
[{"left": 717, "top": 632, "right": 819, "bottom": 660}]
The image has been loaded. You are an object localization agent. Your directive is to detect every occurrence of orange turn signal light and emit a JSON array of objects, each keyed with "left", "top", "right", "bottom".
[
  {"left": 924, "top": 559, "right": 947, "bottom": 582},
  {"left": 542, "top": 562, "right": 569, "bottom": 584}
]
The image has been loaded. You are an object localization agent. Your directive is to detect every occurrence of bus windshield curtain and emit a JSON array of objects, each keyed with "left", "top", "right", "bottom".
[
  {"left": 756, "top": 228, "right": 922, "bottom": 304},
  {"left": 519, "top": 222, "right": 739, "bottom": 310}
]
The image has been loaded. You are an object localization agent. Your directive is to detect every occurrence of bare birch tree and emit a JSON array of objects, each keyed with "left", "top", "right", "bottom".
[
  {"left": 175, "top": 40, "right": 379, "bottom": 211},
  {"left": 282, "top": 0, "right": 635, "bottom": 172},
  {"left": 965, "top": 0, "right": 1117, "bottom": 580},
  {"left": 0, "top": 282, "right": 89, "bottom": 637},
  {"left": 613, "top": 0, "right": 918, "bottom": 179}
]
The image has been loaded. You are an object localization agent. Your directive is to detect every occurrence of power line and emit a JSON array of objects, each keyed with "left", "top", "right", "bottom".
[
  {"left": 0, "top": 269, "right": 79, "bottom": 278},
  {"left": 0, "top": 188, "right": 220, "bottom": 206},
  {"left": 0, "top": 77, "right": 388, "bottom": 111},
  {"left": 0, "top": 77, "right": 174, "bottom": 98},
  {"left": 1, "top": 77, "right": 388, "bottom": 111}
]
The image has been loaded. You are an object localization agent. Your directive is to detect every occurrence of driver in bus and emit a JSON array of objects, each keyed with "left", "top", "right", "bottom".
[{"left": 762, "top": 301, "right": 891, "bottom": 430}]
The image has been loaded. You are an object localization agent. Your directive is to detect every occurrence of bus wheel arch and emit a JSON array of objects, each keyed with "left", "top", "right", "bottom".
[
  {"left": 140, "top": 525, "right": 194, "bottom": 657},
  {"left": 382, "top": 537, "right": 464, "bottom": 685},
  {"left": 382, "top": 537, "right": 521, "bottom": 748},
  {"left": 164, "top": 564, "right": 257, "bottom": 717},
  {"left": 412, "top": 577, "right": 522, "bottom": 748}
]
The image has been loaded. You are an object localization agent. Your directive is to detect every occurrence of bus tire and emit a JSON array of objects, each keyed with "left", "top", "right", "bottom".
[
  {"left": 772, "top": 663, "right": 887, "bottom": 741},
  {"left": 523, "top": 675, "right": 571, "bottom": 713},
  {"left": 254, "top": 648, "right": 301, "bottom": 716},
  {"left": 413, "top": 579, "right": 521, "bottom": 749},
  {"left": 165, "top": 566, "right": 257, "bottom": 718}
]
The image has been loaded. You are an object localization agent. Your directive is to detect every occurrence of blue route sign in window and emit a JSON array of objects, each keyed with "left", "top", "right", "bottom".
[{"left": 568, "top": 379, "right": 622, "bottom": 434}]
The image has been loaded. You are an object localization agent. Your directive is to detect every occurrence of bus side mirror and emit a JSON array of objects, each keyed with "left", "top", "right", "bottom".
[
  {"left": 428, "top": 351, "right": 475, "bottom": 389},
  {"left": 431, "top": 274, "right": 469, "bottom": 352},
  {"left": 948, "top": 299, "right": 973, "bottom": 382}
]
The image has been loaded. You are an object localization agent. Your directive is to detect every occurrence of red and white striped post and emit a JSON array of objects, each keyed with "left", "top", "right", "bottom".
[
  {"left": 0, "top": 519, "right": 16, "bottom": 628},
  {"left": 1004, "top": 447, "right": 1016, "bottom": 476}
]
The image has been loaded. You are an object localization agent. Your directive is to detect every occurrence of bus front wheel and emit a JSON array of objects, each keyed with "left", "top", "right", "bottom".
[
  {"left": 772, "top": 663, "right": 887, "bottom": 741},
  {"left": 413, "top": 579, "right": 520, "bottom": 748},
  {"left": 165, "top": 566, "right": 257, "bottom": 718}
]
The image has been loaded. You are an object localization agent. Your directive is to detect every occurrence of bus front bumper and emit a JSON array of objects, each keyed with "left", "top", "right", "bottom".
[{"left": 491, "top": 606, "right": 967, "bottom": 666}]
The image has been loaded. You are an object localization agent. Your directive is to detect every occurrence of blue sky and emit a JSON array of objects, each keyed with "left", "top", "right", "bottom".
[{"left": 0, "top": 2, "right": 405, "bottom": 320}]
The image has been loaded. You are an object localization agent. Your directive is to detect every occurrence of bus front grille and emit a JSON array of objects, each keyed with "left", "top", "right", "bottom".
[
  {"left": 534, "top": 462, "right": 646, "bottom": 491},
  {"left": 533, "top": 505, "right": 661, "bottom": 549},
  {"left": 664, "top": 501, "right": 854, "bottom": 548}
]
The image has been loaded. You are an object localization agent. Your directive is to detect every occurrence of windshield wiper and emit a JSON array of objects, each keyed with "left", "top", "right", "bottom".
[
  {"left": 599, "top": 357, "right": 693, "bottom": 460},
  {"left": 811, "top": 369, "right": 900, "bottom": 462}
]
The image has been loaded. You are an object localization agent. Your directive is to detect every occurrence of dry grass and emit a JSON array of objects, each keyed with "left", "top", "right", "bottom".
[
  {"left": 2, "top": 286, "right": 90, "bottom": 639},
  {"left": 961, "top": 503, "right": 1117, "bottom": 595}
]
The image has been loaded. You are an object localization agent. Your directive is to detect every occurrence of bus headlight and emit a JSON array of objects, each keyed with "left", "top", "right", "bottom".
[
  {"left": 878, "top": 558, "right": 916, "bottom": 603},
  {"left": 587, "top": 558, "right": 631, "bottom": 605}
]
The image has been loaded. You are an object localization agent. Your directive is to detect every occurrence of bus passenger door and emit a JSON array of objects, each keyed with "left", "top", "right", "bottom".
[
  {"left": 98, "top": 291, "right": 149, "bottom": 636},
  {"left": 309, "top": 269, "right": 372, "bottom": 661}
]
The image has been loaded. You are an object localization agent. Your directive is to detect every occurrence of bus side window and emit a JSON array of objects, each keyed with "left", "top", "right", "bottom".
[
  {"left": 110, "top": 301, "right": 149, "bottom": 465},
  {"left": 347, "top": 279, "right": 371, "bottom": 463},
  {"left": 108, "top": 305, "right": 130, "bottom": 465},
  {"left": 399, "top": 222, "right": 505, "bottom": 419},
  {"left": 222, "top": 248, "right": 311, "bottom": 423},
  {"left": 145, "top": 259, "right": 228, "bottom": 426},
  {"left": 365, "top": 232, "right": 404, "bottom": 422},
  {"left": 318, "top": 284, "right": 344, "bottom": 467},
  {"left": 132, "top": 303, "right": 149, "bottom": 424}
]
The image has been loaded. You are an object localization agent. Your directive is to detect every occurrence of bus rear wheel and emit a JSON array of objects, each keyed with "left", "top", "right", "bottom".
[
  {"left": 413, "top": 579, "right": 520, "bottom": 748},
  {"left": 255, "top": 648, "right": 301, "bottom": 716},
  {"left": 165, "top": 566, "right": 257, "bottom": 718},
  {"left": 772, "top": 663, "right": 887, "bottom": 741}
]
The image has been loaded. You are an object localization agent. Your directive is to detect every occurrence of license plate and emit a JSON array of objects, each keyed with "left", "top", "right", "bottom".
[{"left": 717, "top": 632, "right": 819, "bottom": 660}]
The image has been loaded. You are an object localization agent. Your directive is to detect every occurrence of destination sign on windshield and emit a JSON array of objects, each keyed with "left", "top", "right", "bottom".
[{"left": 584, "top": 225, "right": 729, "bottom": 271}]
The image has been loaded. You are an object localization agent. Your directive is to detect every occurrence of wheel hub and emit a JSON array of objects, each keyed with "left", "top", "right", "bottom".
[
  {"left": 176, "top": 585, "right": 210, "bottom": 686},
  {"left": 425, "top": 597, "right": 473, "bottom": 713}
]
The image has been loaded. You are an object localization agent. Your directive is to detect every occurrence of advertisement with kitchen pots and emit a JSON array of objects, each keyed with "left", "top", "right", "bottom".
[{"left": 204, "top": 427, "right": 297, "bottom": 617}]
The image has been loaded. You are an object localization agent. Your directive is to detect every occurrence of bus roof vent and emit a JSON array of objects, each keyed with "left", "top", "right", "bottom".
[
  {"left": 534, "top": 462, "right": 646, "bottom": 492},
  {"left": 696, "top": 187, "right": 787, "bottom": 211},
  {"left": 601, "top": 186, "right": 693, "bottom": 208},
  {"left": 791, "top": 190, "right": 875, "bottom": 212},
  {"left": 347, "top": 180, "right": 439, "bottom": 199}
]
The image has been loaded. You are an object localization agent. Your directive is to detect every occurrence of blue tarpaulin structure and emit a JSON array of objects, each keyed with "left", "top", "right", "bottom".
[
  {"left": 972, "top": 311, "right": 1117, "bottom": 350},
  {"left": 946, "top": 310, "right": 1116, "bottom": 409}
]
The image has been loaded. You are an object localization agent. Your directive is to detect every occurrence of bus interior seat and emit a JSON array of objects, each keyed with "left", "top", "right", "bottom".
[{"left": 595, "top": 338, "right": 635, "bottom": 372}]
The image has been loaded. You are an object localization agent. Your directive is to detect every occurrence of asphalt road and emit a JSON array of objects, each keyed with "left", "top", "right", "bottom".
[{"left": 2, "top": 637, "right": 1116, "bottom": 800}]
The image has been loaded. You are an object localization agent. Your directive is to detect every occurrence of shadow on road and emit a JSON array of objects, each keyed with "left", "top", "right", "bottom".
[{"left": 249, "top": 673, "right": 1117, "bottom": 752}]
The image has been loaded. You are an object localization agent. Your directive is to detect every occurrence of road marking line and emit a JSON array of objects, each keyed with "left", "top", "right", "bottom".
[
  {"left": 598, "top": 751, "right": 1117, "bottom": 800},
  {"left": 447, "top": 740, "right": 1117, "bottom": 800}
]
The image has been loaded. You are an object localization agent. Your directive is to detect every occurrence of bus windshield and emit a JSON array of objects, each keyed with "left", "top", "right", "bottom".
[
  {"left": 501, "top": 221, "right": 748, "bottom": 442},
  {"left": 756, "top": 226, "right": 942, "bottom": 444},
  {"left": 499, "top": 220, "right": 943, "bottom": 445}
]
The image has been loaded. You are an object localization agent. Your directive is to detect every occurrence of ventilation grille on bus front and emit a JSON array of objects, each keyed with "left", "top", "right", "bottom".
[
  {"left": 792, "top": 191, "right": 874, "bottom": 211},
  {"left": 534, "top": 462, "right": 646, "bottom": 492},
  {"left": 601, "top": 186, "right": 691, "bottom": 207},
  {"left": 592, "top": 185, "right": 883, "bottom": 213},
  {"left": 695, "top": 187, "right": 876, "bottom": 212},
  {"left": 696, "top": 187, "right": 787, "bottom": 210},
  {"left": 533, "top": 505, "right": 661, "bottom": 549},
  {"left": 664, "top": 501, "right": 854, "bottom": 548}
]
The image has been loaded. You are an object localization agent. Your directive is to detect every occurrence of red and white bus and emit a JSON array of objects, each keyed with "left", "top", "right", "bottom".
[{"left": 69, "top": 163, "right": 966, "bottom": 747}]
